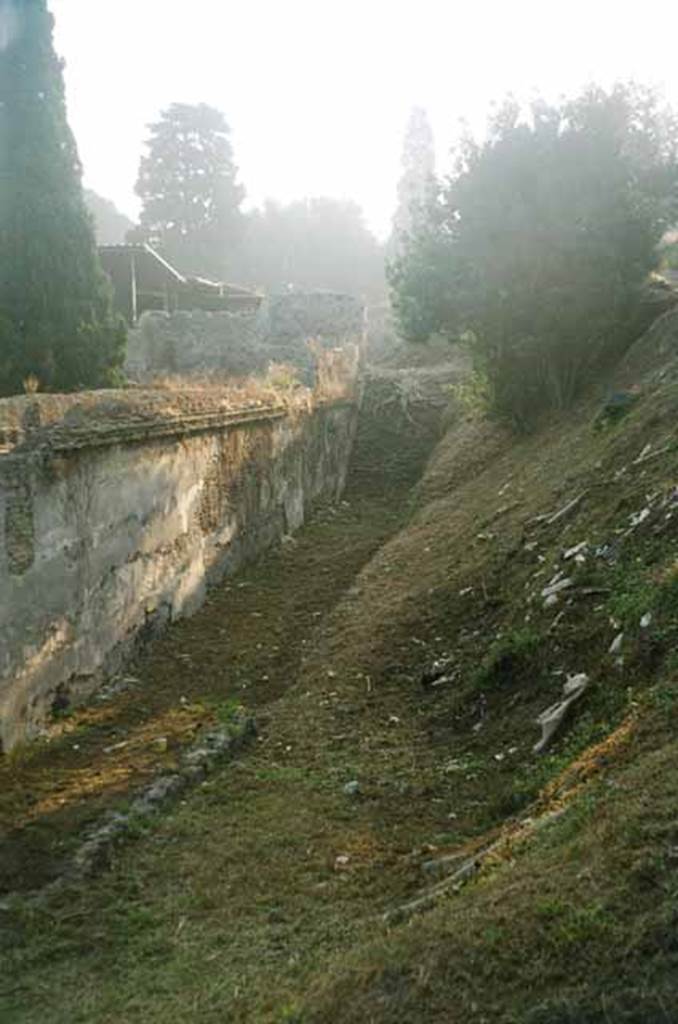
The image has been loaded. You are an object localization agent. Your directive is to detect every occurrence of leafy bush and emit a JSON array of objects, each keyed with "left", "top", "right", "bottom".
[{"left": 389, "top": 85, "right": 678, "bottom": 429}]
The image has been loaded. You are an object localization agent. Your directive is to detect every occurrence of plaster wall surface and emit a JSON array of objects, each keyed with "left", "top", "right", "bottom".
[{"left": 0, "top": 400, "right": 358, "bottom": 752}]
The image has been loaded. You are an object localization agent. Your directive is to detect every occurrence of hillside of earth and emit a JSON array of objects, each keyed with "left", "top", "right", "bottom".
[{"left": 1, "top": 308, "right": 678, "bottom": 1023}]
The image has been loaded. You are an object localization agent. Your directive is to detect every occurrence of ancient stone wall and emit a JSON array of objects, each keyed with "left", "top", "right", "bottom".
[
  {"left": 125, "top": 292, "right": 366, "bottom": 384},
  {"left": 0, "top": 397, "right": 358, "bottom": 753}
]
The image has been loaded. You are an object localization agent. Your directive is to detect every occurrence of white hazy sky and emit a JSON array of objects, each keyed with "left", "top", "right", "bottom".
[{"left": 49, "top": 0, "right": 678, "bottom": 239}]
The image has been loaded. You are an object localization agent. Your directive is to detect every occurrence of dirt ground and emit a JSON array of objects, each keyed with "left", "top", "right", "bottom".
[
  {"left": 0, "top": 379, "right": 441, "bottom": 896},
  {"left": 2, "top": 345, "right": 678, "bottom": 1022}
]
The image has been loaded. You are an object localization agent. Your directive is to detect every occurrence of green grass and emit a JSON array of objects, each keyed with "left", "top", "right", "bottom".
[{"left": 3, "top": 350, "right": 678, "bottom": 1022}]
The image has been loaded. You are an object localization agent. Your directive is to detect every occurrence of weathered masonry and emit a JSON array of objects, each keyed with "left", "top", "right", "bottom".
[{"left": 0, "top": 295, "right": 364, "bottom": 753}]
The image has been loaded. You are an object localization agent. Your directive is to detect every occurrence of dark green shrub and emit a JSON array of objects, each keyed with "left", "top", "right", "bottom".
[{"left": 389, "top": 85, "right": 678, "bottom": 429}]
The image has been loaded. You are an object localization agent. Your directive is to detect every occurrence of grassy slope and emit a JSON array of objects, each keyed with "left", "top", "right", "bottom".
[{"left": 1, "top": 321, "right": 678, "bottom": 1022}]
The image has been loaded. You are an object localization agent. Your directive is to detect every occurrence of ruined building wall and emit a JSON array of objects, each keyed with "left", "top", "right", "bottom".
[
  {"left": 0, "top": 400, "right": 358, "bottom": 753},
  {"left": 0, "top": 293, "right": 365, "bottom": 753},
  {"left": 125, "top": 292, "right": 365, "bottom": 384}
]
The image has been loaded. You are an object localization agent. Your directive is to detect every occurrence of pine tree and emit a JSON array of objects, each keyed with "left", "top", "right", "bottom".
[
  {"left": 0, "top": 0, "right": 126, "bottom": 396},
  {"left": 133, "top": 103, "right": 245, "bottom": 280},
  {"left": 391, "top": 107, "right": 436, "bottom": 249}
]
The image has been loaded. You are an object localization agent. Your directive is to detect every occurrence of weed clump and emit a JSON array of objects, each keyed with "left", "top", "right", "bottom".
[{"left": 471, "top": 628, "right": 542, "bottom": 693}]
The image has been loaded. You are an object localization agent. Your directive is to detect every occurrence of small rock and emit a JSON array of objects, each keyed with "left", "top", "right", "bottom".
[
  {"left": 130, "top": 774, "right": 184, "bottom": 815},
  {"left": 343, "top": 780, "right": 361, "bottom": 798},
  {"left": 609, "top": 632, "right": 624, "bottom": 655},
  {"left": 334, "top": 854, "right": 350, "bottom": 871},
  {"left": 421, "top": 657, "right": 454, "bottom": 687},
  {"left": 152, "top": 736, "right": 169, "bottom": 753},
  {"left": 629, "top": 508, "right": 651, "bottom": 529},
  {"left": 563, "top": 541, "right": 588, "bottom": 561},
  {"left": 103, "top": 740, "right": 129, "bottom": 754},
  {"left": 541, "top": 577, "right": 573, "bottom": 600},
  {"left": 640, "top": 612, "right": 653, "bottom": 629}
]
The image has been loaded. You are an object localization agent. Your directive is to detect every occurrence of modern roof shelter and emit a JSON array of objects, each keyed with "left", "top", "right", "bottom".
[{"left": 98, "top": 243, "right": 263, "bottom": 323}]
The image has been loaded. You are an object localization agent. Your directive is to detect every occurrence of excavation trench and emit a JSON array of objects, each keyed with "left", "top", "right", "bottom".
[{"left": 0, "top": 377, "right": 447, "bottom": 896}]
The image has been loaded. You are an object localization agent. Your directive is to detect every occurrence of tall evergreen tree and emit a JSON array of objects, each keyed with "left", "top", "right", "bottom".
[
  {"left": 390, "top": 107, "right": 436, "bottom": 250},
  {"left": 0, "top": 0, "right": 126, "bottom": 396},
  {"left": 133, "top": 103, "right": 244, "bottom": 280}
]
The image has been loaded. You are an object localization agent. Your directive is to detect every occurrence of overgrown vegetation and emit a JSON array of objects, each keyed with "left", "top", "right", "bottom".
[
  {"left": 3, "top": 309, "right": 678, "bottom": 1021},
  {"left": 0, "top": 0, "right": 126, "bottom": 396},
  {"left": 389, "top": 84, "right": 678, "bottom": 427}
]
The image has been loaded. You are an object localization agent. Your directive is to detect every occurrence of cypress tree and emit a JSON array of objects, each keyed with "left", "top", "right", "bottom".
[
  {"left": 0, "top": 0, "right": 126, "bottom": 396},
  {"left": 390, "top": 107, "right": 436, "bottom": 250}
]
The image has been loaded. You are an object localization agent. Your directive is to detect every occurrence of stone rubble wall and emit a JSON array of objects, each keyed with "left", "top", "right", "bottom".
[
  {"left": 0, "top": 398, "right": 358, "bottom": 753},
  {"left": 125, "top": 291, "right": 366, "bottom": 385}
]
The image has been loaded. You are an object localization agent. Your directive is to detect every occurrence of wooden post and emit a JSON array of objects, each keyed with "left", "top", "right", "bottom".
[{"left": 130, "top": 251, "right": 138, "bottom": 323}]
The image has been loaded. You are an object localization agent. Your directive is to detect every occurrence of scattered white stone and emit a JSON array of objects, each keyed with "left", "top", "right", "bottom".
[
  {"left": 542, "top": 578, "right": 573, "bottom": 600},
  {"left": 533, "top": 673, "right": 589, "bottom": 753},
  {"left": 563, "top": 541, "right": 588, "bottom": 561},
  {"left": 343, "top": 780, "right": 361, "bottom": 797},
  {"left": 629, "top": 508, "right": 651, "bottom": 529},
  {"left": 640, "top": 612, "right": 653, "bottom": 629},
  {"left": 544, "top": 593, "right": 559, "bottom": 609},
  {"left": 609, "top": 633, "right": 624, "bottom": 655},
  {"left": 103, "top": 740, "right": 129, "bottom": 754}
]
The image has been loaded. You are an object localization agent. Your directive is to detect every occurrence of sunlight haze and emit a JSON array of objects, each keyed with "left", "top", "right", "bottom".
[{"left": 49, "top": 0, "right": 678, "bottom": 238}]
